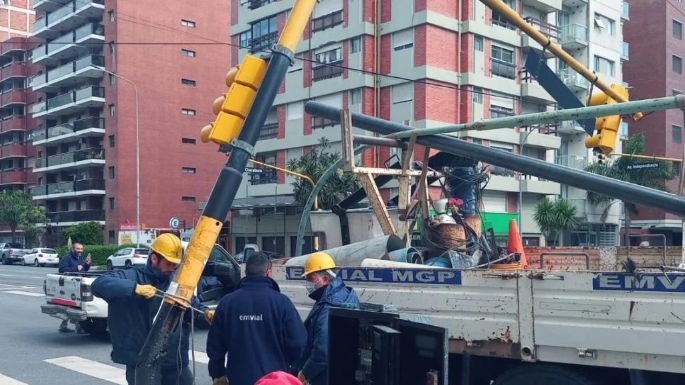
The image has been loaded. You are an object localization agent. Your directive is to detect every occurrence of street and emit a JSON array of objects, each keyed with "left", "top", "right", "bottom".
[{"left": 0, "top": 264, "right": 212, "bottom": 385}]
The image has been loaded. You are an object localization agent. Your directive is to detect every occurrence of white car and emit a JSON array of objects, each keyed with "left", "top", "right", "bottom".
[
  {"left": 23, "top": 248, "right": 59, "bottom": 267},
  {"left": 106, "top": 247, "right": 149, "bottom": 270}
]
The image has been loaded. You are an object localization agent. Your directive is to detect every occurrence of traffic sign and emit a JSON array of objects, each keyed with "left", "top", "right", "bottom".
[
  {"left": 244, "top": 167, "right": 264, "bottom": 174},
  {"left": 627, "top": 162, "right": 659, "bottom": 170},
  {"left": 169, "top": 217, "right": 180, "bottom": 229}
]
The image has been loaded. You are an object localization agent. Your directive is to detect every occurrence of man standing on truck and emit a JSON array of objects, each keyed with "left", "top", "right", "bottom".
[
  {"left": 91, "top": 233, "right": 213, "bottom": 385},
  {"left": 206, "top": 252, "right": 307, "bottom": 385},
  {"left": 297, "top": 252, "right": 360, "bottom": 385},
  {"left": 57, "top": 242, "right": 91, "bottom": 332}
]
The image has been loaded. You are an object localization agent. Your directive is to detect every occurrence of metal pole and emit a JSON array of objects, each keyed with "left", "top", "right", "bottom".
[
  {"left": 518, "top": 127, "right": 540, "bottom": 236},
  {"left": 383, "top": 95, "right": 685, "bottom": 140},
  {"left": 304, "top": 102, "right": 685, "bottom": 217}
]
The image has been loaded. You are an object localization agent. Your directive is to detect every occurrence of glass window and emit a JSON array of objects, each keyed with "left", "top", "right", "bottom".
[
  {"left": 673, "top": 124, "right": 682, "bottom": 143},
  {"left": 182, "top": 137, "right": 196, "bottom": 144},
  {"left": 674, "top": 20, "right": 682, "bottom": 40},
  {"left": 181, "top": 49, "right": 196, "bottom": 57},
  {"left": 109, "top": 197, "right": 115, "bottom": 209},
  {"left": 474, "top": 35, "right": 483, "bottom": 52},
  {"left": 350, "top": 37, "right": 361, "bottom": 54},
  {"left": 250, "top": 16, "right": 278, "bottom": 52},
  {"left": 472, "top": 87, "right": 483, "bottom": 103},
  {"left": 181, "top": 108, "right": 196, "bottom": 115},
  {"left": 181, "top": 78, "right": 196, "bottom": 86},
  {"left": 349, "top": 88, "right": 361, "bottom": 105},
  {"left": 109, "top": 135, "right": 115, "bottom": 147},
  {"left": 594, "top": 13, "right": 615, "bottom": 35},
  {"left": 239, "top": 31, "right": 251, "bottom": 49},
  {"left": 674, "top": 55, "right": 682, "bottom": 74},
  {"left": 108, "top": 10, "right": 115, "bottom": 23},
  {"left": 182, "top": 196, "right": 196, "bottom": 202},
  {"left": 108, "top": 166, "right": 115, "bottom": 178},
  {"left": 491, "top": 46, "right": 514, "bottom": 63},
  {"left": 181, "top": 19, "right": 196, "bottom": 28},
  {"left": 182, "top": 167, "right": 197, "bottom": 174},
  {"left": 594, "top": 55, "right": 615, "bottom": 77}
]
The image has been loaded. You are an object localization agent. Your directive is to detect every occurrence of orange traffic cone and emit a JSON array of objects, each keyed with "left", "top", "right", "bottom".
[{"left": 506, "top": 218, "right": 528, "bottom": 269}]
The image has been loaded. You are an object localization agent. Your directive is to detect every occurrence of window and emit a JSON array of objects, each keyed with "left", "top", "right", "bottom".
[
  {"left": 239, "top": 31, "right": 251, "bottom": 49},
  {"left": 674, "top": 20, "right": 683, "bottom": 40},
  {"left": 311, "top": 10, "right": 343, "bottom": 32},
  {"left": 492, "top": 46, "right": 514, "bottom": 63},
  {"left": 108, "top": 135, "right": 115, "bottom": 147},
  {"left": 108, "top": 10, "right": 115, "bottom": 23},
  {"left": 250, "top": 16, "right": 278, "bottom": 52},
  {"left": 181, "top": 78, "right": 196, "bottom": 87},
  {"left": 491, "top": 46, "right": 515, "bottom": 79},
  {"left": 393, "top": 29, "right": 413, "bottom": 51},
  {"left": 108, "top": 230, "right": 116, "bottom": 244},
  {"left": 674, "top": 162, "right": 682, "bottom": 176},
  {"left": 594, "top": 13, "right": 615, "bottom": 35},
  {"left": 109, "top": 74, "right": 116, "bottom": 85},
  {"left": 182, "top": 196, "right": 196, "bottom": 202},
  {"left": 673, "top": 124, "right": 682, "bottom": 143},
  {"left": 313, "top": 47, "right": 343, "bottom": 80},
  {"left": 251, "top": 152, "right": 277, "bottom": 184},
  {"left": 490, "top": 105, "right": 514, "bottom": 118},
  {"left": 392, "top": 83, "right": 413, "bottom": 104},
  {"left": 350, "top": 37, "right": 361, "bottom": 54},
  {"left": 314, "top": 47, "right": 342, "bottom": 64},
  {"left": 109, "top": 104, "right": 116, "bottom": 117},
  {"left": 181, "top": 108, "right": 196, "bottom": 116},
  {"left": 181, "top": 19, "right": 196, "bottom": 28},
  {"left": 181, "top": 49, "right": 196, "bottom": 57},
  {"left": 259, "top": 123, "right": 278, "bottom": 140},
  {"left": 109, "top": 197, "right": 115, "bottom": 209},
  {"left": 349, "top": 88, "right": 361, "bottom": 105},
  {"left": 593, "top": 55, "right": 615, "bottom": 77},
  {"left": 674, "top": 55, "right": 682, "bottom": 74},
  {"left": 182, "top": 137, "right": 196, "bottom": 144},
  {"left": 474, "top": 35, "right": 483, "bottom": 52},
  {"left": 492, "top": 0, "right": 516, "bottom": 29},
  {"left": 182, "top": 167, "right": 197, "bottom": 174},
  {"left": 472, "top": 87, "right": 483, "bottom": 103},
  {"left": 108, "top": 166, "right": 115, "bottom": 178}
]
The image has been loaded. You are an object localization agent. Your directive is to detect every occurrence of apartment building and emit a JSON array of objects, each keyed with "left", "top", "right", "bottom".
[
  {"left": 29, "top": 0, "right": 229, "bottom": 245},
  {"left": 623, "top": 0, "right": 683, "bottom": 245}
]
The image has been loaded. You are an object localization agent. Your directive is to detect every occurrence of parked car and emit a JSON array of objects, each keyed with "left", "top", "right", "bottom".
[
  {"left": 22, "top": 248, "right": 59, "bottom": 267},
  {"left": 0, "top": 242, "right": 30, "bottom": 265},
  {"left": 106, "top": 247, "right": 149, "bottom": 270}
]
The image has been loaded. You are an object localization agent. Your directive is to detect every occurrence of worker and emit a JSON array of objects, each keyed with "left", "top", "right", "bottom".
[
  {"left": 297, "top": 252, "right": 360, "bottom": 385},
  {"left": 207, "top": 252, "right": 306, "bottom": 385},
  {"left": 255, "top": 371, "right": 303, "bottom": 385},
  {"left": 91, "top": 234, "right": 213, "bottom": 385},
  {"left": 57, "top": 242, "right": 91, "bottom": 333}
]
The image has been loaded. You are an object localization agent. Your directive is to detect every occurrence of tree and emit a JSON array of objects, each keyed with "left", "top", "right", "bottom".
[
  {"left": 0, "top": 190, "right": 46, "bottom": 244},
  {"left": 62, "top": 221, "right": 103, "bottom": 245},
  {"left": 287, "top": 138, "right": 359, "bottom": 210},
  {"left": 534, "top": 198, "right": 577, "bottom": 246}
]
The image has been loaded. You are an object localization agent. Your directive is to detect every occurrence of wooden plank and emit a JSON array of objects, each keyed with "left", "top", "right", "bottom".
[{"left": 358, "top": 173, "right": 396, "bottom": 236}]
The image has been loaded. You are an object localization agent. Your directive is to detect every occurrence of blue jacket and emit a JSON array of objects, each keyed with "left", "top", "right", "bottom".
[
  {"left": 206, "top": 276, "right": 307, "bottom": 385},
  {"left": 58, "top": 251, "right": 90, "bottom": 273},
  {"left": 299, "top": 276, "right": 360, "bottom": 385},
  {"left": 91, "top": 265, "right": 205, "bottom": 368}
]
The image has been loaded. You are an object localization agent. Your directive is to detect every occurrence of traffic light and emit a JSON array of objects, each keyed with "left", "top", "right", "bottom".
[
  {"left": 201, "top": 55, "right": 268, "bottom": 145},
  {"left": 597, "top": 153, "right": 607, "bottom": 165},
  {"left": 585, "top": 84, "right": 628, "bottom": 154}
]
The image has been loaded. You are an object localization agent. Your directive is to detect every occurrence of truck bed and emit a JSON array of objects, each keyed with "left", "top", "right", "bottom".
[{"left": 272, "top": 265, "right": 685, "bottom": 374}]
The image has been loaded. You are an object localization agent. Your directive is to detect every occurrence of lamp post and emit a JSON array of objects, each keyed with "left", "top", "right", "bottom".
[
  {"left": 92, "top": 65, "right": 140, "bottom": 247},
  {"left": 518, "top": 126, "right": 543, "bottom": 238}
]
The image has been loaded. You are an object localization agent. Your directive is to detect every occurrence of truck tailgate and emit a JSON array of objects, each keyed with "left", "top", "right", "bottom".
[{"left": 44, "top": 273, "right": 82, "bottom": 308}]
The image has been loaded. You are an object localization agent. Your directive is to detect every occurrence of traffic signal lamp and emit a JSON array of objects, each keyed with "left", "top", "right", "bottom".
[
  {"left": 201, "top": 55, "right": 268, "bottom": 145},
  {"left": 597, "top": 153, "right": 607, "bottom": 165},
  {"left": 585, "top": 84, "right": 628, "bottom": 154}
]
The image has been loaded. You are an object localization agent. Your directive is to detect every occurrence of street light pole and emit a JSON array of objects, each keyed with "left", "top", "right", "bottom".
[
  {"left": 92, "top": 66, "right": 140, "bottom": 247},
  {"left": 518, "top": 126, "right": 542, "bottom": 238}
]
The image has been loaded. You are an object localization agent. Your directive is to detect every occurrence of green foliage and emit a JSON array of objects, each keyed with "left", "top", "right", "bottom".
[
  {"left": 62, "top": 222, "right": 103, "bottom": 245},
  {"left": 534, "top": 198, "right": 577, "bottom": 246},
  {"left": 584, "top": 133, "right": 676, "bottom": 214},
  {"left": 0, "top": 190, "right": 46, "bottom": 244},
  {"left": 287, "top": 137, "right": 359, "bottom": 210},
  {"left": 55, "top": 244, "right": 146, "bottom": 267}
]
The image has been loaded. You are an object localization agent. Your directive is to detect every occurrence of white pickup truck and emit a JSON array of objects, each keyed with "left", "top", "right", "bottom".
[{"left": 41, "top": 245, "right": 241, "bottom": 335}]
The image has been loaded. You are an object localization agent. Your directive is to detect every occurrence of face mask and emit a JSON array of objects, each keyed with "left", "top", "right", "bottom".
[{"left": 305, "top": 280, "right": 317, "bottom": 295}]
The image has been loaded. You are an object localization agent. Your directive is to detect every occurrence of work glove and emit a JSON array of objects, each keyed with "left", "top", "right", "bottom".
[
  {"left": 297, "top": 371, "right": 308, "bottom": 385},
  {"left": 212, "top": 376, "right": 228, "bottom": 385},
  {"left": 204, "top": 309, "right": 215, "bottom": 324},
  {"left": 134, "top": 284, "right": 157, "bottom": 299}
]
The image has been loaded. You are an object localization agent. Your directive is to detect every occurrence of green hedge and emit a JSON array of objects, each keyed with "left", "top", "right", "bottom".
[{"left": 56, "top": 244, "right": 149, "bottom": 267}]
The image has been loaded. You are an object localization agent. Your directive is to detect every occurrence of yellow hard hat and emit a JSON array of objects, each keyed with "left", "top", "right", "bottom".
[
  {"left": 302, "top": 252, "right": 336, "bottom": 277},
  {"left": 150, "top": 233, "right": 183, "bottom": 264}
]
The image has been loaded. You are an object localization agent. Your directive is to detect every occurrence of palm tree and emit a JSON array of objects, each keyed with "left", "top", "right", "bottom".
[{"left": 534, "top": 198, "right": 577, "bottom": 246}]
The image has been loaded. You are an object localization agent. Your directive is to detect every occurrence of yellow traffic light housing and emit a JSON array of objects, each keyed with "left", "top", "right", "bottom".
[
  {"left": 201, "top": 55, "right": 268, "bottom": 145},
  {"left": 585, "top": 84, "right": 628, "bottom": 154}
]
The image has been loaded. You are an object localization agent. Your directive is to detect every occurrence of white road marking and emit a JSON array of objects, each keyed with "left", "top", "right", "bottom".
[
  {"left": 3, "top": 290, "right": 43, "bottom": 297},
  {"left": 0, "top": 373, "right": 29, "bottom": 385},
  {"left": 44, "top": 356, "right": 127, "bottom": 385}
]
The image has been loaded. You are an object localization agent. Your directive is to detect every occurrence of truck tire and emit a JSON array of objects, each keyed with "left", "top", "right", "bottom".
[
  {"left": 493, "top": 365, "right": 597, "bottom": 385},
  {"left": 79, "top": 318, "right": 108, "bottom": 336}
]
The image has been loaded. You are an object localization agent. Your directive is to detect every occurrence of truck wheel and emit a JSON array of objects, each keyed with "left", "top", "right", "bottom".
[
  {"left": 493, "top": 365, "right": 596, "bottom": 385},
  {"left": 106, "top": 260, "right": 113, "bottom": 271},
  {"left": 79, "top": 318, "right": 108, "bottom": 336}
]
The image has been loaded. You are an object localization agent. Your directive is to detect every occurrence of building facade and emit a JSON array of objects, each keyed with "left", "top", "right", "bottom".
[
  {"left": 29, "top": 0, "right": 229, "bottom": 245},
  {"left": 623, "top": 0, "right": 683, "bottom": 246}
]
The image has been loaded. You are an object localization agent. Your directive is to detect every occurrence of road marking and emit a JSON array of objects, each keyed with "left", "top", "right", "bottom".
[
  {"left": 44, "top": 356, "right": 127, "bottom": 385},
  {"left": 3, "top": 290, "right": 43, "bottom": 297},
  {"left": 189, "top": 350, "right": 209, "bottom": 364},
  {"left": 0, "top": 373, "right": 29, "bottom": 385}
]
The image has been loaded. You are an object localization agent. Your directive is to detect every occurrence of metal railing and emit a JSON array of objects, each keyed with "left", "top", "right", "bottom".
[
  {"left": 560, "top": 23, "right": 588, "bottom": 45},
  {"left": 313, "top": 61, "right": 344, "bottom": 81},
  {"left": 248, "top": 0, "right": 274, "bottom": 9},
  {"left": 249, "top": 32, "right": 278, "bottom": 53},
  {"left": 557, "top": 68, "right": 588, "bottom": 90},
  {"left": 33, "top": 117, "right": 104, "bottom": 142},
  {"left": 491, "top": 59, "right": 516, "bottom": 79},
  {"left": 31, "top": 179, "right": 105, "bottom": 196},
  {"left": 35, "top": 147, "right": 104, "bottom": 168},
  {"left": 47, "top": 209, "right": 105, "bottom": 222},
  {"left": 523, "top": 16, "right": 559, "bottom": 41},
  {"left": 311, "top": 10, "right": 343, "bottom": 32}
]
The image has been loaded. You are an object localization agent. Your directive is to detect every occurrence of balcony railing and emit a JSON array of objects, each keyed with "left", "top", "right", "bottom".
[
  {"left": 32, "top": 118, "right": 104, "bottom": 142},
  {"left": 34, "top": 147, "right": 104, "bottom": 169},
  {"left": 312, "top": 61, "right": 344, "bottom": 81},
  {"left": 249, "top": 31, "right": 278, "bottom": 53},
  {"left": 47, "top": 209, "right": 105, "bottom": 222},
  {"left": 45, "top": 23, "right": 104, "bottom": 55},
  {"left": 311, "top": 116, "right": 337, "bottom": 130},
  {"left": 247, "top": 0, "right": 274, "bottom": 9},
  {"left": 30, "top": 178, "right": 104, "bottom": 197},
  {"left": 47, "top": 55, "right": 104, "bottom": 82},
  {"left": 0, "top": 169, "right": 27, "bottom": 185},
  {"left": 311, "top": 10, "right": 343, "bottom": 33},
  {"left": 0, "top": 116, "right": 27, "bottom": 133},
  {"left": 523, "top": 16, "right": 559, "bottom": 41},
  {"left": 0, "top": 62, "right": 29, "bottom": 79},
  {"left": 0, "top": 90, "right": 26, "bottom": 107},
  {"left": 560, "top": 23, "right": 588, "bottom": 45},
  {"left": 41, "top": 86, "right": 105, "bottom": 112},
  {"left": 490, "top": 59, "right": 516, "bottom": 79},
  {"left": 558, "top": 68, "right": 588, "bottom": 90},
  {"left": 259, "top": 123, "right": 278, "bottom": 140},
  {"left": 0, "top": 143, "right": 26, "bottom": 159}
]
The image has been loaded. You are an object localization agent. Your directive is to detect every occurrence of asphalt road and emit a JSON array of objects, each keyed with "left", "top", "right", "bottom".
[{"left": 0, "top": 264, "right": 212, "bottom": 385}]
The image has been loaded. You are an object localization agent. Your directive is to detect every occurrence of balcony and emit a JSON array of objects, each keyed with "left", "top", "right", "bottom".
[
  {"left": 33, "top": 23, "right": 104, "bottom": 65},
  {"left": 621, "top": 42, "right": 629, "bottom": 61},
  {"left": 521, "top": 17, "right": 559, "bottom": 57},
  {"left": 561, "top": 0, "right": 587, "bottom": 7},
  {"left": 32, "top": 86, "right": 105, "bottom": 118},
  {"left": 560, "top": 23, "right": 588, "bottom": 50},
  {"left": 556, "top": 154, "right": 588, "bottom": 170},
  {"left": 34, "top": 0, "right": 71, "bottom": 12},
  {"left": 247, "top": 0, "right": 274, "bottom": 9},
  {"left": 520, "top": 69, "right": 553, "bottom": 103},
  {"left": 557, "top": 68, "right": 588, "bottom": 92},
  {"left": 0, "top": 143, "right": 27, "bottom": 160},
  {"left": 521, "top": 179, "right": 560, "bottom": 195},
  {"left": 312, "top": 61, "right": 344, "bottom": 81},
  {"left": 490, "top": 59, "right": 516, "bottom": 79},
  {"left": 0, "top": 90, "right": 26, "bottom": 108},
  {"left": 249, "top": 31, "right": 278, "bottom": 53},
  {"left": 0, "top": 169, "right": 28, "bottom": 186},
  {"left": 0, "top": 62, "right": 30, "bottom": 79},
  {"left": 0, "top": 116, "right": 28, "bottom": 133},
  {"left": 30, "top": 178, "right": 105, "bottom": 198},
  {"left": 33, "top": 0, "right": 104, "bottom": 39},
  {"left": 621, "top": 1, "right": 629, "bottom": 21},
  {"left": 556, "top": 121, "right": 586, "bottom": 135},
  {"left": 0, "top": 38, "right": 27, "bottom": 55},
  {"left": 46, "top": 210, "right": 105, "bottom": 223},
  {"left": 32, "top": 117, "right": 105, "bottom": 145},
  {"left": 33, "top": 147, "right": 105, "bottom": 172},
  {"left": 521, "top": 0, "right": 562, "bottom": 12},
  {"left": 311, "top": 10, "right": 343, "bottom": 33},
  {"left": 32, "top": 55, "right": 104, "bottom": 91}
]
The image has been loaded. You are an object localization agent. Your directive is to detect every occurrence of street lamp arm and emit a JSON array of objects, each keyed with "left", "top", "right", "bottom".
[{"left": 247, "top": 158, "right": 319, "bottom": 210}]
